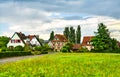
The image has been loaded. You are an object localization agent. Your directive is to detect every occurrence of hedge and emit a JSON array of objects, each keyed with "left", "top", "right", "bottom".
[{"left": 0, "top": 51, "right": 33, "bottom": 58}]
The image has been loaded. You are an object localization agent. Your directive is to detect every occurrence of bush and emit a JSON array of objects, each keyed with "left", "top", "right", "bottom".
[
  {"left": 0, "top": 51, "right": 32, "bottom": 58},
  {"left": 34, "top": 44, "right": 51, "bottom": 54},
  {"left": 34, "top": 46, "right": 42, "bottom": 51},
  {"left": 109, "top": 48, "right": 120, "bottom": 53},
  {"left": 24, "top": 44, "right": 32, "bottom": 52},
  {"left": 14, "top": 45, "right": 24, "bottom": 51},
  {"left": 78, "top": 47, "right": 89, "bottom": 53},
  {"left": 61, "top": 48, "right": 68, "bottom": 53},
  {"left": 1, "top": 47, "right": 7, "bottom": 52},
  {"left": 41, "top": 51, "right": 48, "bottom": 54},
  {"left": 61, "top": 42, "right": 73, "bottom": 53},
  {"left": 31, "top": 51, "right": 41, "bottom": 55}
]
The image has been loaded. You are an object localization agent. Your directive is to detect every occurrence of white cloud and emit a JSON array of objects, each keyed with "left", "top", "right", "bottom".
[
  {"left": 1, "top": 2, "right": 120, "bottom": 41},
  {"left": 2, "top": 15, "right": 120, "bottom": 41}
]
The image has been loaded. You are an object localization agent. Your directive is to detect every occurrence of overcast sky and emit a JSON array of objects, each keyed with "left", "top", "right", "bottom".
[{"left": 0, "top": 0, "right": 120, "bottom": 41}]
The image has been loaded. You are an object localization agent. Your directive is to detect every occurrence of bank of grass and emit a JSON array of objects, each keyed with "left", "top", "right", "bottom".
[{"left": 0, "top": 53, "right": 120, "bottom": 77}]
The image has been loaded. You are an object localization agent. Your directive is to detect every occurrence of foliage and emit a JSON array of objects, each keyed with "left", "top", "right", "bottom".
[
  {"left": 91, "top": 23, "right": 118, "bottom": 52},
  {"left": 1, "top": 47, "right": 7, "bottom": 52},
  {"left": 63, "top": 27, "right": 69, "bottom": 39},
  {"left": 42, "top": 44, "right": 51, "bottom": 51},
  {"left": 0, "top": 53, "right": 120, "bottom": 76},
  {"left": 76, "top": 25, "right": 81, "bottom": 44},
  {"left": 61, "top": 42, "right": 73, "bottom": 52},
  {"left": 31, "top": 51, "right": 41, "bottom": 55},
  {"left": 34, "top": 46, "right": 42, "bottom": 51},
  {"left": 0, "top": 36, "right": 9, "bottom": 48},
  {"left": 0, "top": 51, "right": 32, "bottom": 58},
  {"left": 24, "top": 44, "right": 32, "bottom": 52},
  {"left": 34, "top": 44, "right": 51, "bottom": 54},
  {"left": 14, "top": 45, "right": 24, "bottom": 51},
  {"left": 49, "top": 31, "right": 54, "bottom": 41},
  {"left": 63, "top": 26, "right": 81, "bottom": 44},
  {"left": 69, "top": 26, "right": 76, "bottom": 43},
  {"left": 78, "top": 47, "right": 89, "bottom": 53},
  {"left": 39, "top": 38, "right": 44, "bottom": 45}
]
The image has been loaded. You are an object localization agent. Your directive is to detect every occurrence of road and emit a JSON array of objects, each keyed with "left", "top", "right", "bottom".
[{"left": 0, "top": 55, "right": 44, "bottom": 64}]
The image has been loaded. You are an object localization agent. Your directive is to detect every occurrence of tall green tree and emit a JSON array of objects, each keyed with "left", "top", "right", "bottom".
[
  {"left": 91, "top": 23, "right": 118, "bottom": 51},
  {"left": 63, "top": 27, "right": 69, "bottom": 40},
  {"left": 49, "top": 31, "right": 54, "bottom": 41},
  {"left": 69, "top": 26, "right": 75, "bottom": 43},
  {"left": 76, "top": 25, "right": 81, "bottom": 44}
]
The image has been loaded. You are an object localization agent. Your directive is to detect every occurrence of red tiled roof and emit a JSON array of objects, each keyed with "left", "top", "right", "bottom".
[
  {"left": 82, "top": 36, "right": 94, "bottom": 46},
  {"left": 52, "top": 34, "right": 68, "bottom": 42},
  {"left": 72, "top": 44, "right": 82, "bottom": 50},
  {"left": 28, "top": 35, "right": 35, "bottom": 41}
]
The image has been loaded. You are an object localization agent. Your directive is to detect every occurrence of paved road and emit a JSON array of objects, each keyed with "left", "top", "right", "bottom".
[{"left": 0, "top": 55, "right": 44, "bottom": 64}]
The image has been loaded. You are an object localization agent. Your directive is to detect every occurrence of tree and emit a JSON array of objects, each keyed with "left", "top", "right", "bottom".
[
  {"left": 91, "top": 23, "right": 118, "bottom": 51},
  {"left": 63, "top": 27, "right": 69, "bottom": 40},
  {"left": 49, "top": 31, "right": 54, "bottom": 41},
  {"left": 69, "top": 27, "right": 75, "bottom": 43},
  {"left": 0, "top": 36, "right": 9, "bottom": 48},
  {"left": 76, "top": 25, "right": 81, "bottom": 44}
]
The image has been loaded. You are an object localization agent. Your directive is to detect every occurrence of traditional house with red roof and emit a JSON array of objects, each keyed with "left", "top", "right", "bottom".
[
  {"left": 82, "top": 36, "right": 94, "bottom": 50},
  {"left": 7, "top": 32, "right": 42, "bottom": 48},
  {"left": 49, "top": 34, "right": 68, "bottom": 51}
]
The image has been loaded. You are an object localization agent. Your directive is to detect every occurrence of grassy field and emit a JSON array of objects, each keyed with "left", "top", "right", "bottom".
[{"left": 0, "top": 53, "right": 120, "bottom": 77}]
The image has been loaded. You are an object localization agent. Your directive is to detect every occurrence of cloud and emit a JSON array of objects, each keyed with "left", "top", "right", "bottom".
[
  {"left": 0, "top": 0, "right": 120, "bottom": 41},
  {"left": 1, "top": 0, "right": 120, "bottom": 18}
]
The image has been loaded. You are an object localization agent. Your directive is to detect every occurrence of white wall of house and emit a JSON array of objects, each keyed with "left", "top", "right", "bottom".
[
  {"left": 48, "top": 41, "right": 53, "bottom": 48},
  {"left": 30, "top": 37, "right": 41, "bottom": 46},
  {"left": 7, "top": 33, "right": 25, "bottom": 47},
  {"left": 82, "top": 46, "right": 94, "bottom": 51}
]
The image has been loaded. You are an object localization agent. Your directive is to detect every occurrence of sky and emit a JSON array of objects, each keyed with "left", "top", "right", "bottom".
[{"left": 0, "top": 0, "right": 120, "bottom": 41}]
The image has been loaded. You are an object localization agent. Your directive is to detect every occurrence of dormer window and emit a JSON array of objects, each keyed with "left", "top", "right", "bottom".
[{"left": 87, "top": 42, "right": 90, "bottom": 44}]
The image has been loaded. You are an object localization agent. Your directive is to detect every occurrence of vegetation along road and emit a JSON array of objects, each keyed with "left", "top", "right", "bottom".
[{"left": 0, "top": 54, "right": 45, "bottom": 64}]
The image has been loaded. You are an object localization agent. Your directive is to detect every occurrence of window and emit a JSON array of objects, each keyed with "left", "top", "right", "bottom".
[
  {"left": 87, "top": 42, "right": 90, "bottom": 44},
  {"left": 17, "top": 40, "right": 21, "bottom": 43},
  {"left": 11, "top": 39, "right": 21, "bottom": 43},
  {"left": 11, "top": 40, "right": 15, "bottom": 43}
]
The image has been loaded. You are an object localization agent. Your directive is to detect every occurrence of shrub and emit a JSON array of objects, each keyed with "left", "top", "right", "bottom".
[
  {"left": 42, "top": 44, "right": 52, "bottom": 51},
  {"left": 24, "top": 44, "right": 32, "bottom": 52},
  {"left": 78, "top": 47, "right": 89, "bottom": 53},
  {"left": 1, "top": 47, "right": 7, "bottom": 52},
  {"left": 0, "top": 51, "right": 32, "bottom": 58},
  {"left": 110, "top": 48, "right": 120, "bottom": 53},
  {"left": 14, "top": 45, "right": 24, "bottom": 51},
  {"left": 61, "top": 47, "right": 68, "bottom": 53},
  {"left": 61, "top": 42, "right": 73, "bottom": 53},
  {"left": 34, "top": 44, "right": 51, "bottom": 54},
  {"left": 31, "top": 51, "right": 41, "bottom": 55},
  {"left": 34, "top": 46, "right": 42, "bottom": 51}
]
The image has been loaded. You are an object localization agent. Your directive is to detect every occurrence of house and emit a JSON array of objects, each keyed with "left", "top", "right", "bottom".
[
  {"left": 49, "top": 34, "right": 68, "bottom": 51},
  {"left": 82, "top": 36, "right": 94, "bottom": 50},
  {"left": 7, "top": 32, "right": 42, "bottom": 48}
]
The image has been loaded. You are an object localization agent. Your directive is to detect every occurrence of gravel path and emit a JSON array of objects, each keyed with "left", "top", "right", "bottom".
[{"left": 0, "top": 55, "right": 44, "bottom": 64}]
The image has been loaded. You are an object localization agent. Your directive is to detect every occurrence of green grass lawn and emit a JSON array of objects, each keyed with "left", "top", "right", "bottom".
[{"left": 0, "top": 53, "right": 120, "bottom": 77}]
